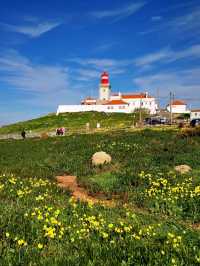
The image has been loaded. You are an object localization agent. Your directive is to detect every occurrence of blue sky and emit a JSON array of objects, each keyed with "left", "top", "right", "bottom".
[{"left": 0, "top": 0, "right": 200, "bottom": 124}]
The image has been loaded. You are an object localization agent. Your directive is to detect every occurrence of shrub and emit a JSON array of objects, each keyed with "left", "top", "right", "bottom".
[
  {"left": 178, "top": 126, "right": 200, "bottom": 138},
  {"left": 178, "top": 122, "right": 184, "bottom": 128}
]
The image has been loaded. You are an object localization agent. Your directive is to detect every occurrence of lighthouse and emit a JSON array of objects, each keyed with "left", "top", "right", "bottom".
[
  {"left": 99, "top": 71, "right": 111, "bottom": 101},
  {"left": 57, "top": 71, "right": 158, "bottom": 115}
]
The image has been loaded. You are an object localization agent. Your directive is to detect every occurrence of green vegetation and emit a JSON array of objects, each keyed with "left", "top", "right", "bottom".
[
  {"left": 0, "top": 111, "right": 148, "bottom": 135},
  {"left": 1, "top": 128, "right": 200, "bottom": 265}
]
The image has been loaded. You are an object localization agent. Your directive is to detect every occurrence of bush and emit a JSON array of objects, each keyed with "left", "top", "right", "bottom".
[
  {"left": 178, "top": 122, "right": 184, "bottom": 128},
  {"left": 177, "top": 127, "right": 200, "bottom": 138}
]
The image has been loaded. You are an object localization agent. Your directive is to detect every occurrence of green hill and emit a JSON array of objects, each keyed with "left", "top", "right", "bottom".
[{"left": 0, "top": 111, "right": 146, "bottom": 135}]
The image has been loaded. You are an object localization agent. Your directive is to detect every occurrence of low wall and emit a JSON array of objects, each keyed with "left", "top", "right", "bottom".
[
  {"left": 56, "top": 105, "right": 131, "bottom": 115},
  {"left": 191, "top": 112, "right": 200, "bottom": 120}
]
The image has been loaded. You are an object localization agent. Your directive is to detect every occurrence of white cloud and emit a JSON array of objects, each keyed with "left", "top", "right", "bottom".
[
  {"left": 70, "top": 58, "right": 120, "bottom": 68},
  {"left": 74, "top": 66, "right": 126, "bottom": 82},
  {"left": 90, "top": 2, "right": 146, "bottom": 21},
  {"left": 141, "top": 6, "right": 200, "bottom": 37},
  {"left": 133, "top": 68, "right": 200, "bottom": 106},
  {"left": 0, "top": 50, "right": 68, "bottom": 93},
  {"left": 168, "top": 8, "right": 200, "bottom": 34},
  {"left": 0, "top": 50, "right": 104, "bottom": 117},
  {"left": 169, "top": 45, "right": 200, "bottom": 61},
  {"left": 135, "top": 44, "right": 200, "bottom": 67},
  {"left": 135, "top": 48, "right": 171, "bottom": 67},
  {"left": 75, "top": 69, "right": 100, "bottom": 81},
  {"left": 70, "top": 57, "right": 130, "bottom": 70},
  {"left": 69, "top": 57, "right": 129, "bottom": 82},
  {"left": 151, "top": 16, "right": 162, "bottom": 21},
  {"left": 134, "top": 45, "right": 200, "bottom": 107},
  {"left": 93, "top": 42, "right": 115, "bottom": 53},
  {"left": 1, "top": 20, "right": 61, "bottom": 38}
]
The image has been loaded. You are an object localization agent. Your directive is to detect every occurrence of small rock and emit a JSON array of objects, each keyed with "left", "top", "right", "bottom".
[
  {"left": 92, "top": 151, "right": 112, "bottom": 166},
  {"left": 175, "top": 165, "right": 192, "bottom": 174},
  {"left": 86, "top": 123, "right": 90, "bottom": 130},
  {"left": 96, "top": 123, "right": 101, "bottom": 129}
]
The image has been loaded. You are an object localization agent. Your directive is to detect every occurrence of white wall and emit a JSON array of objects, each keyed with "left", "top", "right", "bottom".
[
  {"left": 110, "top": 93, "right": 121, "bottom": 100},
  {"left": 166, "top": 105, "right": 189, "bottom": 114},
  {"left": 56, "top": 103, "right": 157, "bottom": 115},
  {"left": 99, "top": 85, "right": 111, "bottom": 101},
  {"left": 108, "top": 96, "right": 157, "bottom": 114},
  {"left": 57, "top": 104, "right": 130, "bottom": 115},
  {"left": 123, "top": 98, "right": 157, "bottom": 114},
  {"left": 191, "top": 111, "right": 200, "bottom": 120}
]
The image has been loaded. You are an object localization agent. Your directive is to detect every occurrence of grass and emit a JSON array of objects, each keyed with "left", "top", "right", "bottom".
[
  {"left": 0, "top": 129, "right": 183, "bottom": 179},
  {"left": 1, "top": 128, "right": 200, "bottom": 265},
  {"left": 0, "top": 111, "right": 147, "bottom": 135},
  {"left": 1, "top": 173, "right": 200, "bottom": 266}
]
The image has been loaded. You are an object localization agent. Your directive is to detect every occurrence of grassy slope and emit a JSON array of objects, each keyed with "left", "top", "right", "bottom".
[
  {"left": 0, "top": 111, "right": 145, "bottom": 135},
  {"left": 0, "top": 129, "right": 180, "bottom": 179},
  {"left": 1, "top": 129, "right": 200, "bottom": 265},
  {"left": 0, "top": 129, "right": 199, "bottom": 178},
  {"left": 1, "top": 129, "right": 200, "bottom": 218}
]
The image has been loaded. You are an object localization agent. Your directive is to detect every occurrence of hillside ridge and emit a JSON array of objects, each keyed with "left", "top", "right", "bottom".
[{"left": 0, "top": 111, "right": 146, "bottom": 135}]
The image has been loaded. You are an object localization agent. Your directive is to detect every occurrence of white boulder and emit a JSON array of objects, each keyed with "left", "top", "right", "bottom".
[
  {"left": 92, "top": 151, "right": 112, "bottom": 166},
  {"left": 175, "top": 165, "right": 192, "bottom": 174}
]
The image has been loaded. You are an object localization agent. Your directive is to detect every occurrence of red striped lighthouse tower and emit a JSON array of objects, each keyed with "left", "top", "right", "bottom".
[{"left": 99, "top": 72, "right": 111, "bottom": 101}]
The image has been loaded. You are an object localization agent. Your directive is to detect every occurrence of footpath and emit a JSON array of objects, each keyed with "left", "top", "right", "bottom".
[{"left": 0, "top": 131, "right": 56, "bottom": 140}]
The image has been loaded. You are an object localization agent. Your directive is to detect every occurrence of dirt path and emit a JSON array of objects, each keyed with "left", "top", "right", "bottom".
[
  {"left": 56, "top": 175, "right": 116, "bottom": 207},
  {"left": 55, "top": 175, "right": 200, "bottom": 232}
]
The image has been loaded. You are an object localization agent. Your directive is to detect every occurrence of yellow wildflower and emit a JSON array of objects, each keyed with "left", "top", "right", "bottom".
[
  {"left": 17, "top": 239, "right": 27, "bottom": 246},
  {"left": 108, "top": 223, "right": 114, "bottom": 229},
  {"left": 102, "top": 232, "right": 109, "bottom": 239},
  {"left": 37, "top": 243, "right": 43, "bottom": 249}
]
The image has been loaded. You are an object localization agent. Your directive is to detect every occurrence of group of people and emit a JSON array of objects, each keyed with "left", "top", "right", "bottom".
[
  {"left": 56, "top": 127, "right": 65, "bottom": 136},
  {"left": 21, "top": 127, "right": 66, "bottom": 139}
]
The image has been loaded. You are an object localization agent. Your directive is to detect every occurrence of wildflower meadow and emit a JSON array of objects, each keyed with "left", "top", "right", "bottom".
[{"left": 0, "top": 129, "right": 200, "bottom": 265}]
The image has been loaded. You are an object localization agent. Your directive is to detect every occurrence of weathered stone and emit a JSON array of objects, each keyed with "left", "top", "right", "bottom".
[
  {"left": 175, "top": 165, "right": 192, "bottom": 174},
  {"left": 92, "top": 151, "right": 112, "bottom": 166}
]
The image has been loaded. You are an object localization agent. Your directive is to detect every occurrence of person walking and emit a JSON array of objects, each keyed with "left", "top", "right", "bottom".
[{"left": 21, "top": 129, "right": 26, "bottom": 139}]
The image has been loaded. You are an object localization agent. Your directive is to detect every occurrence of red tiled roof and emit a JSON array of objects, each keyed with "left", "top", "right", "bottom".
[
  {"left": 111, "top": 93, "right": 120, "bottom": 96},
  {"left": 85, "top": 97, "right": 96, "bottom": 101},
  {"left": 122, "top": 93, "right": 152, "bottom": 99},
  {"left": 104, "top": 99, "right": 128, "bottom": 105},
  {"left": 172, "top": 100, "right": 186, "bottom": 105},
  {"left": 81, "top": 97, "right": 97, "bottom": 105},
  {"left": 191, "top": 109, "right": 200, "bottom": 112}
]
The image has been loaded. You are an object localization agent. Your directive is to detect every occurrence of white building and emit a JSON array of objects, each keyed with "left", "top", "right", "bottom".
[
  {"left": 166, "top": 100, "right": 190, "bottom": 114},
  {"left": 190, "top": 109, "right": 200, "bottom": 120},
  {"left": 57, "top": 72, "right": 158, "bottom": 115}
]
